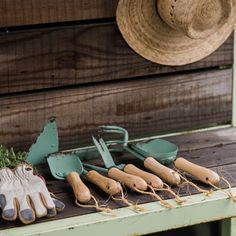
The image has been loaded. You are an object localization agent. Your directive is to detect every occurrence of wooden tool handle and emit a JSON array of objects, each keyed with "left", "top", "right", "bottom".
[
  {"left": 67, "top": 171, "right": 91, "bottom": 203},
  {"left": 144, "top": 157, "right": 181, "bottom": 185},
  {"left": 108, "top": 167, "right": 147, "bottom": 191},
  {"left": 86, "top": 170, "right": 121, "bottom": 195},
  {"left": 174, "top": 157, "right": 220, "bottom": 185},
  {"left": 124, "top": 164, "right": 163, "bottom": 189}
]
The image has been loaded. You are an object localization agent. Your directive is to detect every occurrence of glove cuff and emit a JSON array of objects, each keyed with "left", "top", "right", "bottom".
[
  {"left": 0, "top": 167, "right": 15, "bottom": 181},
  {"left": 14, "top": 164, "right": 34, "bottom": 179}
]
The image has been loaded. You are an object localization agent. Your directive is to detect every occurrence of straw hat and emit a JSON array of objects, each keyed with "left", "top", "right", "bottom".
[{"left": 116, "top": 0, "right": 236, "bottom": 65}]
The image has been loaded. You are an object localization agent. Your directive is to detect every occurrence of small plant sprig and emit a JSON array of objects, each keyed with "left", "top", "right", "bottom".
[{"left": 0, "top": 145, "right": 27, "bottom": 168}]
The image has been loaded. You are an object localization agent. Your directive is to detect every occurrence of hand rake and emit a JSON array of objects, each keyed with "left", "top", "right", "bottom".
[
  {"left": 91, "top": 136, "right": 148, "bottom": 191},
  {"left": 90, "top": 136, "right": 176, "bottom": 208}
]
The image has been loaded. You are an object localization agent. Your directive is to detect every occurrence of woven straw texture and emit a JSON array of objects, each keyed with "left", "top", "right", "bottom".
[{"left": 116, "top": 0, "right": 236, "bottom": 65}]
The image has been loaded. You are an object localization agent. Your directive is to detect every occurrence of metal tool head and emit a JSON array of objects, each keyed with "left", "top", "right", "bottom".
[
  {"left": 98, "top": 126, "right": 146, "bottom": 162},
  {"left": 99, "top": 126, "right": 178, "bottom": 165},
  {"left": 92, "top": 136, "right": 116, "bottom": 169},
  {"left": 92, "top": 136, "right": 125, "bottom": 170},
  {"left": 47, "top": 153, "right": 84, "bottom": 180},
  {"left": 99, "top": 125, "right": 129, "bottom": 146},
  {"left": 27, "top": 119, "right": 59, "bottom": 166},
  {"left": 131, "top": 139, "right": 178, "bottom": 166},
  {"left": 83, "top": 163, "right": 108, "bottom": 174}
]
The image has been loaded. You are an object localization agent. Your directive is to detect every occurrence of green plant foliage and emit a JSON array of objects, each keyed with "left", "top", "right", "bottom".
[{"left": 0, "top": 145, "right": 27, "bottom": 168}]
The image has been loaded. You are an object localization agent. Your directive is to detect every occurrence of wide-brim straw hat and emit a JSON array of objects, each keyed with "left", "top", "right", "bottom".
[{"left": 116, "top": 0, "right": 236, "bottom": 66}]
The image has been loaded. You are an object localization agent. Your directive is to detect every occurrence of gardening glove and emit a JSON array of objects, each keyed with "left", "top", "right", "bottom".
[
  {"left": 0, "top": 167, "right": 18, "bottom": 221},
  {"left": 0, "top": 164, "right": 65, "bottom": 224}
]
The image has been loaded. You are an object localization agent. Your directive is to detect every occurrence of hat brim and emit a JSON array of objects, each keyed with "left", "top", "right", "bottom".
[{"left": 116, "top": 0, "right": 236, "bottom": 66}]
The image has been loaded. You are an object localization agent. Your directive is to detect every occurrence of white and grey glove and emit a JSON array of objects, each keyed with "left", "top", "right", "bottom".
[
  {"left": 0, "top": 167, "right": 18, "bottom": 221},
  {"left": 0, "top": 164, "right": 65, "bottom": 224}
]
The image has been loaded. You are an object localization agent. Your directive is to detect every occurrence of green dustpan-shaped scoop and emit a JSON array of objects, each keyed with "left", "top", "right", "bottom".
[
  {"left": 131, "top": 139, "right": 178, "bottom": 166},
  {"left": 47, "top": 153, "right": 84, "bottom": 180}
]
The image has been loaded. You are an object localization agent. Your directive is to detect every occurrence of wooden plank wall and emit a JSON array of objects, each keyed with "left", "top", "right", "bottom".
[
  {"left": 0, "top": 1, "right": 233, "bottom": 151},
  {"left": 0, "top": 0, "right": 118, "bottom": 27}
]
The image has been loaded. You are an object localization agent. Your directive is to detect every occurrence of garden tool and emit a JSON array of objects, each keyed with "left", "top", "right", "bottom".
[
  {"left": 47, "top": 151, "right": 144, "bottom": 213},
  {"left": 93, "top": 131, "right": 163, "bottom": 189},
  {"left": 103, "top": 125, "right": 220, "bottom": 185},
  {"left": 82, "top": 163, "right": 125, "bottom": 195},
  {"left": 83, "top": 163, "right": 150, "bottom": 212},
  {"left": 0, "top": 164, "right": 65, "bottom": 224},
  {"left": 26, "top": 121, "right": 89, "bottom": 203},
  {"left": 129, "top": 136, "right": 236, "bottom": 201},
  {"left": 131, "top": 138, "right": 220, "bottom": 185},
  {"left": 91, "top": 136, "right": 174, "bottom": 208},
  {"left": 47, "top": 153, "right": 121, "bottom": 202},
  {"left": 99, "top": 126, "right": 181, "bottom": 186},
  {"left": 47, "top": 153, "right": 90, "bottom": 203},
  {"left": 26, "top": 121, "right": 115, "bottom": 212},
  {"left": 92, "top": 136, "right": 148, "bottom": 191}
]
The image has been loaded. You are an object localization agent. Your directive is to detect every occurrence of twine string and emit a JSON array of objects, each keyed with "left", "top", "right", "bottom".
[
  {"left": 174, "top": 168, "right": 212, "bottom": 195},
  {"left": 155, "top": 183, "right": 185, "bottom": 204},
  {"left": 75, "top": 195, "right": 113, "bottom": 214},
  {"left": 146, "top": 185, "right": 174, "bottom": 208},
  {"left": 112, "top": 186, "right": 145, "bottom": 213},
  {"left": 49, "top": 192, "right": 59, "bottom": 199},
  {"left": 206, "top": 177, "right": 236, "bottom": 202}
]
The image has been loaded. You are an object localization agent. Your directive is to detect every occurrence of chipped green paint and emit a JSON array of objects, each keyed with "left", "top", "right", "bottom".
[
  {"left": 230, "top": 218, "right": 236, "bottom": 236},
  {"left": 27, "top": 119, "right": 59, "bottom": 166}
]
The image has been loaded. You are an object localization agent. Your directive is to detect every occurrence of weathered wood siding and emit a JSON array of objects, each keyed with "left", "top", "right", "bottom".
[
  {"left": 0, "top": 24, "right": 233, "bottom": 94},
  {"left": 0, "top": 69, "right": 232, "bottom": 150},
  {"left": 0, "top": 0, "right": 118, "bottom": 27},
  {"left": 0, "top": 1, "right": 233, "bottom": 151}
]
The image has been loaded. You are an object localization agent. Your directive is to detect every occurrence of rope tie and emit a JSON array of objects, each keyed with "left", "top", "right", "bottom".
[
  {"left": 147, "top": 185, "right": 174, "bottom": 208},
  {"left": 75, "top": 195, "right": 113, "bottom": 214},
  {"left": 155, "top": 183, "right": 185, "bottom": 205},
  {"left": 112, "top": 186, "right": 145, "bottom": 213},
  {"left": 174, "top": 168, "right": 212, "bottom": 195},
  {"left": 206, "top": 177, "right": 236, "bottom": 202}
]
